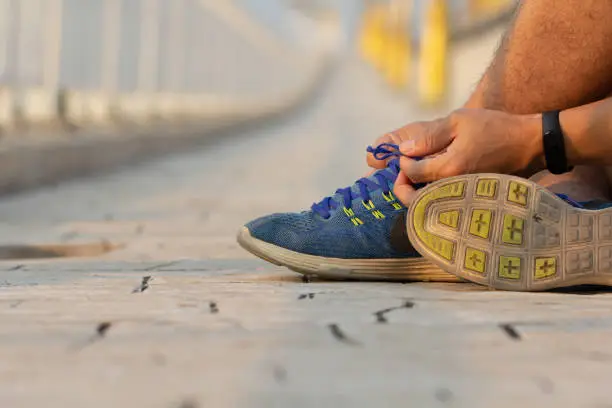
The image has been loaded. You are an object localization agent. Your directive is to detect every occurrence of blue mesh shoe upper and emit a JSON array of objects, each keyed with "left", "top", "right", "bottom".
[{"left": 245, "top": 144, "right": 423, "bottom": 259}]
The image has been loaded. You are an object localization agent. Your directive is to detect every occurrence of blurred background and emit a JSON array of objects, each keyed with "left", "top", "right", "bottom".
[{"left": 0, "top": 0, "right": 516, "bottom": 130}]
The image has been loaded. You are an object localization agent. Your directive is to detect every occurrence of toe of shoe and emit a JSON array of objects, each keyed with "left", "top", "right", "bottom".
[{"left": 243, "top": 213, "right": 300, "bottom": 248}]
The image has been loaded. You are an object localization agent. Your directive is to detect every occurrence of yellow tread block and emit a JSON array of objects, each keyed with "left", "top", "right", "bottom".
[
  {"left": 534, "top": 257, "right": 557, "bottom": 280},
  {"left": 508, "top": 181, "right": 529, "bottom": 206},
  {"left": 469, "top": 209, "right": 493, "bottom": 239},
  {"left": 476, "top": 179, "right": 498, "bottom": 198},
  {"left": 438, "top": 210, "right": 460, "bottom": 229},
  {"left": 412, "top": 181, "right": 465, "bottom": 261},
  {"left": 502, "top": 214, "right": 525, "bottom": 245},
  {"left": 499, "top": 256, "right": 521, "bottom": 280},
  {"left": 465, "top": 247, "right": 486, "bottom": 274}
]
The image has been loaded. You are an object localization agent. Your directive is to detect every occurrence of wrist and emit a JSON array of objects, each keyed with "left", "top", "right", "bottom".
[{"left": 520, "top": 113, "right": 546, "bottom": 173}]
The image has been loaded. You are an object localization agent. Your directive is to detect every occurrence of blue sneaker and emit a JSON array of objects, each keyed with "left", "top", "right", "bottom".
[
  {"left": 237, "top": 144, "right": 458, "bottom": 282},
  {"left": 405, "top": 173, "right": 612, "bottom": 291}
]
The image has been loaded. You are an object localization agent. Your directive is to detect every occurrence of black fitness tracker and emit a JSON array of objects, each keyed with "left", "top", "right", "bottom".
[{"left": 542, "top": 110, "right": 573, "bottom": 174}]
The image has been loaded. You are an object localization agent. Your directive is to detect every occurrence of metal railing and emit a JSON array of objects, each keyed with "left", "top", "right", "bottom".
[{"left": 0, "top": 0, "right": 332, "bottom": 129}]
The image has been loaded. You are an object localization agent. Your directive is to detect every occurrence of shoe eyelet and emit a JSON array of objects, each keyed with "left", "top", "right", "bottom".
[
  {"left": 382, "top": 191, "right": 395, "bottom": 202},
  {"left": 343, "top": 207, "right": 356, "bottom": 217},
  {"left": 362, "top": 200, "right": 375, "bottom": 210}
]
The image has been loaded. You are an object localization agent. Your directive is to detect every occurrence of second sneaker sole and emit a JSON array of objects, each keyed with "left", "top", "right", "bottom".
[{"left": 406, "top": 174, "right": 612, "bottom": 291}]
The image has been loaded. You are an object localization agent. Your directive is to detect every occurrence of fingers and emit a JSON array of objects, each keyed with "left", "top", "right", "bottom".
[
  {"left": 393, "top": 172, "right": 418, "bottom": 206},
  {"left": 368, "top": 115, "right": 454, "bottom": 169},
  {"left": 366, "top": 151, "right": 388, "bottom": 169},
  {"left": 367, "top": 132, "right": 403, "bottom": 169},
  {"left": 400, "top": 153, "right": 461, "bottom": 184},
  {"left": 397, "top": 117, "right": 454, "bottom": 158}
]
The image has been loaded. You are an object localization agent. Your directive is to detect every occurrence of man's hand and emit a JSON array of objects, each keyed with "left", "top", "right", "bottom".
[{"left": 388, "top": 109, "right": 545, "bottom": 204}]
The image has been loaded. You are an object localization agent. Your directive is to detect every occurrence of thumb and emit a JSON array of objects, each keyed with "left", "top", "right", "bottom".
[
  {"left": 392, "top": 171, "right": 418, "bottom": 206},
  {"left": 397, "top": 116, "right": 453, "bottom": 158}
]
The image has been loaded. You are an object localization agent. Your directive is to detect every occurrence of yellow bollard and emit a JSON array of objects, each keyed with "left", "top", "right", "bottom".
[
  {"left": 358, "top": 5, "right": 388, "bottom": 71},
  {"left": 470, "top": 0, "right": 509, "bottom": 15},
  {"left": 383, "top": 24, "right": 410, "bottom": 90},
  {"left": 359, "top": 1, "right": 413, "bottom": 90},
  {"left": 418, "top": 0, "right": 448, "bottom": 107},
  {"left": 372, "top": 6, "right": 390, "bottom": 73},
  {"left": 380, "top": 0, "right": 412, "bottom": 90},
  {"left": 358, "top": 7, "right": 376, "bottom": 62}
]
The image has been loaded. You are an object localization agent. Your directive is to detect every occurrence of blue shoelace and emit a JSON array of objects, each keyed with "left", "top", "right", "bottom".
[
  {"left": 311, "top": 143, "right": 417, "bottom": 219},
  {"left": 556, "top": 193, "right": 584, "bottom": 209}
]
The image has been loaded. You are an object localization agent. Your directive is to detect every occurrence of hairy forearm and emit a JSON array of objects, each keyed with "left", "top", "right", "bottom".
[
  {"left": 463, "top": 0, "right": 612, "bottom": 113},
  {"left": 463, "top": 70, "right": 502, "bottom": 110},
  {"left": 462, "top": 6, "right": 516, "bottom": 110},
  {"left": 462, "top": 71, "right": 488, "bottom": 109}
]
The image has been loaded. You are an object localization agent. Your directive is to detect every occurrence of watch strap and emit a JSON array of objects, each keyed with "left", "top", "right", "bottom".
[{"left": 542, "top": 110, "right": 573, "bottom": 175}]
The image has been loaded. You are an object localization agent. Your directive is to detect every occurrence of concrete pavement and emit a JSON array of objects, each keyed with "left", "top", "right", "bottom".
[{"left": 2, "top": 29, "right": 612, "bottom": 408}]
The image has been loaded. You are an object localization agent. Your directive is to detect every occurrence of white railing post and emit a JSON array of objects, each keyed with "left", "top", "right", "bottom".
[
  {"left": 101, "top": 0, "right": 122, "bottom": 92},
  {"left": 166, "top": 0, "right": 186, "bottom": 92},
  {"left": 0, "top": 0, "right": 12, "bottom": 83},
  {"left": 137, "top": 0, "right": 160, "bottom": 92},
  {"left": 42, "top": 0, "right": 63, "bottom": 89}
]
